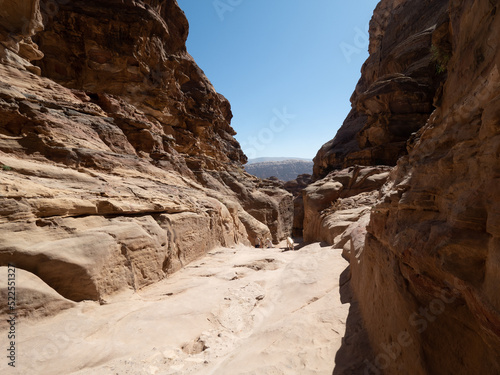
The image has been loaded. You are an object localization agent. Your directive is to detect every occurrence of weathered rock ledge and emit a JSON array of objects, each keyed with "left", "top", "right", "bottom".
[{"left": 0, "top": 0, "right": 292, "bottom": 316}]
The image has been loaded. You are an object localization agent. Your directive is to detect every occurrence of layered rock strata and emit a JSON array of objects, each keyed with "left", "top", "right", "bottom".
[
  {"left": 0, "top": 0, "right": 292, "bottom": 313},
  {"left": 356, "top": 0, "right": 500, "bottom": 372},
  {"left": 305, "top": 0, "right": 500, "bottom": 373},
  {"left": 302, "top": 166, "right": 390, "bottom": 245},
  {"left": 313, "top": 0, "right": 450, "bottom": 179}
]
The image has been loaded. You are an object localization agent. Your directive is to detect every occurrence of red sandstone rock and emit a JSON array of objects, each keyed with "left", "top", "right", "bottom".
[{"left": 0, "top": 0, "right": 292, "bottom": 310}]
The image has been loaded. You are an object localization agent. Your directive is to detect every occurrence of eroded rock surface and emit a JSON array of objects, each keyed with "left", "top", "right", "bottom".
[
  {"left": 303, "top": 166, "right": 390, "bottom": 244},
  {"left": 313, "top": 0, "right": 450, "bottom": 178},
  {"left": 356, "top": 0, "right": 500, "bottom": 372},
  {"left": 0, "top": 0, "right": 292, "bottom": 311},
  {"left": 0, "top": 266, "right": 75, "bottom": 326},
  {"left": 304, "top": 0, "right": 500, "bottom": 373}
]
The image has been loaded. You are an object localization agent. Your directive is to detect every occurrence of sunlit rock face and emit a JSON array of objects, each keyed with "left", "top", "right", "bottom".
[
  {"left": 302, "top": 166, "right": 390, "bottom": 244},
  {"left": 33, "top": 0, "right": 245, "bottom": 169},
  {"left": 313, "top": 0, "right": 449, "bottom": 179},
  {"left": 0, "top": 0, "right": 292, "bottom": 312}
]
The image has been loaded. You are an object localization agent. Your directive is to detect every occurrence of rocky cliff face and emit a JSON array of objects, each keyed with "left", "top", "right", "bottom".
[
  {"left": 0, "top": 0, "right": 292, "bottom": 310},
  {"left": 359, "top": 0, "right": 500, "bottom": 372},
  {"left": 303, "top": 166, "right": 390, "bottom": 244},
  {"left": 305, "top": 0, "right": 500, "bottom": 373},
  {"left": 313, "top": 0, "right": 450, "bottom": 179},
  {"left": 33, "top": 0, "right": 245, "bottom": 171}
]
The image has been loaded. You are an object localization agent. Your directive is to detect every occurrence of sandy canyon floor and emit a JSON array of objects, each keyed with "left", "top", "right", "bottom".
[{"left": 1, "top": 242, "right": 356, "bottom": 375}]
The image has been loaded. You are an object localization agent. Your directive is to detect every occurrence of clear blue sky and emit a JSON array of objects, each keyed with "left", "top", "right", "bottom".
[{"left": 176, "top": 0, "right": 380, "bottom": 160}]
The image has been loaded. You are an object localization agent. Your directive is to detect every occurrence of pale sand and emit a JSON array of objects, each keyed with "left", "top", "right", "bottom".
[{"left": 1, "top": 242, "right": 352, "bottom": 375}]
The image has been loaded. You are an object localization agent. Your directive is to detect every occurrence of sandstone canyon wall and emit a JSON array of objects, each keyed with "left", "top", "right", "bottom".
[
  {"left": 314, "top": 0, "right": 450, "bottom": 179},
  {"left": 0, "top": 0, "right": 292, "bottom": 316},
  {"left": 304, "top": 0, "right": 500, "bottom": 373}
]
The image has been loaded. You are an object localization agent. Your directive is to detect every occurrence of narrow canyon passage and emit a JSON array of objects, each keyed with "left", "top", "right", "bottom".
[
  {"left": 1, "top": 0, "right": 499, "bottom": 373},
  {"left": 1, "top": 243, "right": 354, "bottom": 375}
]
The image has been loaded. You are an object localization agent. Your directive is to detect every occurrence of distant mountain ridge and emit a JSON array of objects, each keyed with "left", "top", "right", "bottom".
[
  {"left": 246, "top": 157, "right": 312, "bottom": 165},
  {"left": 245, "top": 159, "right": 313, "bottom": 181}
]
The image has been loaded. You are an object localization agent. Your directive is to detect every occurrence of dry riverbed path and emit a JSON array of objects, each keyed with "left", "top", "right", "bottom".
[{"left": 1, "top": 242, "right": 351, "bottom": 375}]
